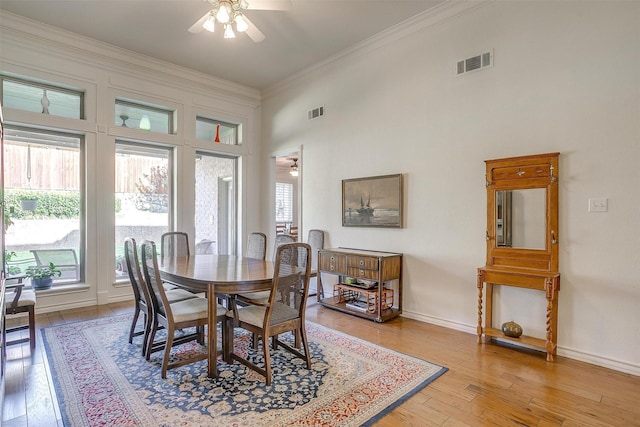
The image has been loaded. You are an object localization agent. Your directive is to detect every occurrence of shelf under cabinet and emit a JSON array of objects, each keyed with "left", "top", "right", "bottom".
[
  {"left": 482, "top": 327, "right": 549, "bottom": 349},
  {"left": 318, "top": 296, "right": 401, "bottom": 322}
]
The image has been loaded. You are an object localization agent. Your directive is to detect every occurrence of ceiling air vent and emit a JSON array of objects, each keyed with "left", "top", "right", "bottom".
[
  {"left": 308, "top": 106, "right": 324, "bottom": 120},
  {"left": 456, "top": 50, "right": 493, "bottom": 76}
]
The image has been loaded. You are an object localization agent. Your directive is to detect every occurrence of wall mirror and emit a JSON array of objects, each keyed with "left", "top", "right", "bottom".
[
  {"left": 496, "top": 188, "right": 546, "bottom": 249},
  {"left": 485, "top": 153, "right": 559, "bottom": 272}
]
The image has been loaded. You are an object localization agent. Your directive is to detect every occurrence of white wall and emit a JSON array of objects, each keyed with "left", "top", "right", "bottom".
[
  {"left": 261, "top": 1, "right": 640, "bottom": 374},
  {"left": 0, "top": 13, "right": 264, "bottom": 311}
]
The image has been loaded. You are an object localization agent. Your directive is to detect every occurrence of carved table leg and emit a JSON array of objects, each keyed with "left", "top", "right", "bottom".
[
  {"left": 544, "top": 277, "right": 558, "bottom": 362},
  {"left": 477, "top": 269, "right": 485, "bottom": 344}
]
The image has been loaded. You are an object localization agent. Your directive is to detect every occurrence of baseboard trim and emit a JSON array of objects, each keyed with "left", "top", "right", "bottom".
[{"left": 401, "top": 310, "right": 640, "bottom": 376}]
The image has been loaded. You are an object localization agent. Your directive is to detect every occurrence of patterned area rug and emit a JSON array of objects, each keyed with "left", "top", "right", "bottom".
[{"left": 43, "top": 315, "right": 447, "bottom": 426}]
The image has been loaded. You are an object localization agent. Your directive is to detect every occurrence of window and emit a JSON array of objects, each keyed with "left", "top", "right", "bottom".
[
  {"left": 115, "top": 99, "right": 174, "bottom": 134},
  {"left": 115, "top": 142, "right": 172, "bottom": 279},
  {"left": 1, "top": 76, "right": 83, "bottom": 119},
  {"left": 194, "top": 152, "right": 237, "bottom": 255},
  {"left": 195, "top": 116, "right": 239, "bottom": 145},
  {"left": 275, "top": 182, "right": 293, "bottom": 223},
  {"left": 3, "top": 127, "right": 83, "bottom": 285}
]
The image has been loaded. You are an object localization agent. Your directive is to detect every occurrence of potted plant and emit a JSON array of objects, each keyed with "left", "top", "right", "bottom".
[{"left": 25, "top": 262, "right": 61, "bottom": 290}]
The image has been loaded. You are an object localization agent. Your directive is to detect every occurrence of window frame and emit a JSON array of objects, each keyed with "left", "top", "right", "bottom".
[
  {"left": 114, "top": 140, "right": 174, "bottom": 281},
  {"left": 3, "top": 125, "right": 85, "bottom": 286}
]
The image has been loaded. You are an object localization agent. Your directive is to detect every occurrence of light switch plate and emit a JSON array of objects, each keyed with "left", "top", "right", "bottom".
[{"left": 588, "top": 198, "right": 608, "bottom": 212}]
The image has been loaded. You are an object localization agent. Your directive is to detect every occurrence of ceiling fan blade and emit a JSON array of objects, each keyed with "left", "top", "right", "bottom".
[
  {"left": 246, "top": 0, "right": 291, "bottom": 11},
  {"left": 243, "top": 15, "right": 265, "bottom": 43},
  {"left": 188, "top": 12, "right": 210, "bottom": 33}
]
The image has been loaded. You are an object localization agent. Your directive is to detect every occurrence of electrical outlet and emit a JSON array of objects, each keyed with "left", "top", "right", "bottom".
[{"left": 588, "top": 198, "right": 608, "bottom": 212}]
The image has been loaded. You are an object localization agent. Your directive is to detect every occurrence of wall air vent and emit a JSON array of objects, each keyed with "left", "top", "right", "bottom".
[
  {"left": 308, "top": 106, "right": 324, "bottom": 120},
  {"left": 456, "top": 50, "right": 493, "bottom": 76}
]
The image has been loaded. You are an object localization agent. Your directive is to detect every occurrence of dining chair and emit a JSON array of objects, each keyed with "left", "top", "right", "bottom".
[
  {"left": 195, "top": 239, "right": 215, "bottom": 254},
  {"left": 161, "top": 231, "right": 190, "bottom": 258},
  {"left": 240, "top": 232, "right": 268, "bottom": 347},
  {"left": 306, "top": 229, "right": 324, "bottom": 296},
  {"left": 124, "top": 237, "right": 198, "bottom": 356},
  {"left": 273, "top": 233, "right": 295, "bottom": 261},
  {"left": 306, "top": 229, "right": 325, "bottom": 271},
  {"left": 289, "top": 226, "right": 299, "bottom": 241},
  {"left": 141, "top": 240, "right": 228, "bottom": 378},
  {"left": 246, "top": 232, "right": 267, "bottom": 260},
  {"left": 161, "top": 231, "right": 198, "bottom": 292},
  {"left": 226, "top": 242, "right": 312, "bottom": 385},
  {"left": 4, "top": 280, "right": 37, "bottom": 352}
]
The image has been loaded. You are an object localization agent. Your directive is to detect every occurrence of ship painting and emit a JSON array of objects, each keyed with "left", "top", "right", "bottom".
[
  {"left": 343, "top": 174, "right": 403, "bottom": 228},
  {"left": 356, "top": 194, "right": 375, "bottom": 217}
]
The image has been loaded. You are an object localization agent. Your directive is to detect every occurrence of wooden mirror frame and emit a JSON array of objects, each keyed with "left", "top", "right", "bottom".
[{"left": 485, "top": 152, "right": 559, "bottom": 272}]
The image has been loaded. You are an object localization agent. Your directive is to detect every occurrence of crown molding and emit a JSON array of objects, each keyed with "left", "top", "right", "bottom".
[
  {"left": 0, "top": 11, "right": 261, "bottom": 107},
  {"left": 262, "top": 0, "right": 494, "bottom": 99}
]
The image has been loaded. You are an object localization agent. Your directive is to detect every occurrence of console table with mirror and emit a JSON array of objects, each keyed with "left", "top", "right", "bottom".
[{"left": 477, "top": 152, "right": 560, "bottom": 361}]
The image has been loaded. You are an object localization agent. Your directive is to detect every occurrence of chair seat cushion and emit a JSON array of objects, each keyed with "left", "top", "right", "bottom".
[
  {"left": 239, "top": 290, "right": 270, "bottom": 301},
  {"left": 230, "top": 302, "right": 298, "bottom": 328},
  {"left": 170, "top": 298, "right": 227, "bottom": 323},
  {"left": 165, "top": 288, "right": 199, "bottom": 303},
  {"left": 5, "top": 289, "right": 37, "bottom": 308}
]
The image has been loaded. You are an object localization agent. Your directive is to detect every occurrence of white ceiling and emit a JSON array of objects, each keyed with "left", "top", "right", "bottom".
[{"left": 0, "top": 0, "right": 446, "bottom": 90}]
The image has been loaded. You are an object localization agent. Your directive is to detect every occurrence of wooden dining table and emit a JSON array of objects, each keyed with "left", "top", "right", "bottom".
[{"left": 159, "top": 254, "right": 275, "bottom": 378}]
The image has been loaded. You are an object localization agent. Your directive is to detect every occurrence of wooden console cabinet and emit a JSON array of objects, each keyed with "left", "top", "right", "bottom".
[{"left": 317, "top": 248, "right": 402, "bottom": 322}]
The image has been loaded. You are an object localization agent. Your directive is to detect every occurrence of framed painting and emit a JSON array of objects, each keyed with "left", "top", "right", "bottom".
[{"left": 342, "top": 174, "right": 403, "bottom": 228}]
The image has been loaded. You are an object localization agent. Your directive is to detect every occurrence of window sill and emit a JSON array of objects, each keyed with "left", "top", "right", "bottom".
[{"left": 33, "top": 283, "right": 90, "bottom": 295}]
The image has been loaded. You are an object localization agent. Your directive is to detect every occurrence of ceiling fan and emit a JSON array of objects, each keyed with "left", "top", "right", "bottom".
[{"left": 188, "top": 0, "right": 291, "bottom": 42}]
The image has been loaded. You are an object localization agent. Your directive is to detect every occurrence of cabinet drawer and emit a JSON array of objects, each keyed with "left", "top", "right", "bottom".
[
  {"left": 319, "top": 253, "right": 347, "bottom": 274},
  {"left": 491, "top": 163, "right": 550, "bottom": 181},
  {"left": 347, "top": 267, "right": 378, "bottom": 280},
  {"left": 347, "top": 256, "right": 378, "bottom": 270}
]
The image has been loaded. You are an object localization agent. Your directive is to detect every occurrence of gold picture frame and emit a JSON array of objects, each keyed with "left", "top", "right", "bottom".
[{"left": 342, "top": 174, "right": 402, "bottom": 228}]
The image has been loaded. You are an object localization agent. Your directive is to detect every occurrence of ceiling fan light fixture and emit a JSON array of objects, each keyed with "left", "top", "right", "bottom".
[
  {"left": 235, "top": 14, "right": 248, "bottom": 32},
  {"left": 224, "top": 23, "right": 236, "bottom": 38},
  {"left": 290, "top": 158, "right": 299, "bottom": 177},
  {"left": 203, "top": 14, "right": 216, "bottom": 32},
  {"left": 216, "top": 2, "right": 231, "bottom": 23}
]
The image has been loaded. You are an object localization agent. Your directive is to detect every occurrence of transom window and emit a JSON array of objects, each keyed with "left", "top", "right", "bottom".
[
  {"left": 1, "top": 76, "right": 83, "bottom": 119},
  {"left": 115, "top": 99, "right": 174, "bottom": 134},
  {"left": 195, "top": 116, "right": 239, "bottom": 145}
]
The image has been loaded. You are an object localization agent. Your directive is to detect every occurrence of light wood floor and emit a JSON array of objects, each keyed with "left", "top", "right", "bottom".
[{"left": 2, "top": 300, "right": 639, "bottom": 426}]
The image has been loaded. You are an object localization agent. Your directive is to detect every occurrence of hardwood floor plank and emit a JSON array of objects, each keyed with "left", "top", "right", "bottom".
[
  {"left": 503, "top": 372, "right": 602, "bottom": 403},
  {"left": 25, "top": 363, "right": 58, "bottom": 427},
  {"left": 422, "top": 393, "right": 496, "bottom": 427},
  {"left": 529, "top": 395, "right": 640, "bottom": 427}
]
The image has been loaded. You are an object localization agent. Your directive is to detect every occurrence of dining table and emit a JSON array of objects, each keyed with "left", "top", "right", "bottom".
[{"left": 159, "top": 254, "right": 275, "bottom": 378}]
